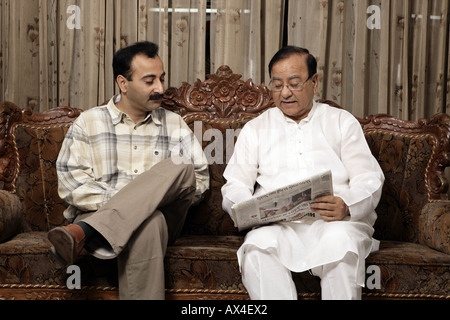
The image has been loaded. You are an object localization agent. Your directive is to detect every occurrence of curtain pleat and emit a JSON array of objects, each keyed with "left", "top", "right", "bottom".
[
  {"left": 211, "top": 0, "right": 246, "bottom": 78},
  {"left": 2, "top": 0, "right": 41, "bottom": 110},
  {"left": 263, "top": 0, "right": 284, "bottom": 84}
]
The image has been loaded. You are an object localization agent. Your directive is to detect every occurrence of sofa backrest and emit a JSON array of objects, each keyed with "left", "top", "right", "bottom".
[
  {"left": 0, "top": 104, "right": 81, "bottom": 232},
  {"left": 361, "top": 114, "right": 450, "bottom": 243},
  {"left": 0, "top": 66, "right": 448, "bottom": 243},
  {"left": 163, "top": 66, "right": 275, "bottom": 235}
]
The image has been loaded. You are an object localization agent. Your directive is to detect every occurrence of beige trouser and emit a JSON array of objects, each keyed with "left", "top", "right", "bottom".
[{"left": 78, "top": 158, "right": 196, "bottom": 300}]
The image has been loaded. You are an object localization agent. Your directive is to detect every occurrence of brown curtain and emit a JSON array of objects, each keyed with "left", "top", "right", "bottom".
[
  {"left": 0, "top": 0, "right": 448, "bottom": 119},
  {"left": 287, "top": 0, "right": 449, "bottom": 120},
  {"left": 0, "top": 0, "right": 284, "bottom": 111}
]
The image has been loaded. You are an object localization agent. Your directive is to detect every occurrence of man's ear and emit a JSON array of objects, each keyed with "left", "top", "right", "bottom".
[
  {"left": 116, "top": 75, "right": 128, "bottom": 93},
  {"left": 311, "top": 73, "right": 319, "bottom": 94}
]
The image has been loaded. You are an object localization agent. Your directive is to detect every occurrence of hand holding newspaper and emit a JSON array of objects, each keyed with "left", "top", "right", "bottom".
[{"left": 231, "top": 171, "right": 333, "bottom": 231}]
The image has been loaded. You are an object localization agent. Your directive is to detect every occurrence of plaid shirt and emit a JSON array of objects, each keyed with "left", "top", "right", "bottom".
[{"left": 57, "top": 95, "right": 209, "bottom": 221}]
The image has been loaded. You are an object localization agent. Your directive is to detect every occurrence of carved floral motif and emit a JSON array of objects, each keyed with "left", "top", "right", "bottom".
[{"left": 163, "top": 65, "right": 274, "bottom": 121}]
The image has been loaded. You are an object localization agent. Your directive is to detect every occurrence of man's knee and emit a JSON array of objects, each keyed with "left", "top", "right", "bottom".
[
  {"left": 241, "top": 247, "right": 270, "bottom": 272},
  {"left": 321, "top": 224, "right": 355, "bottom": 248},
  {"left": 143, "top": 211, "right": 168, "bottom": 244},
  {"left": 178, "top": 163, "right": 195, "bottom": 184},
  {"left": 127, "top": 211, "right": 168, "bottom": 260}
]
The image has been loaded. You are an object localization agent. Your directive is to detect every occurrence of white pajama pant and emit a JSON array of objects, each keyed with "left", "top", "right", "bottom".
[
  {"left": 237, "top": 219, "right": 378, "bottom": 300},
  {"left": 241, "top": 247, "right": 360, "bottom": 300}
]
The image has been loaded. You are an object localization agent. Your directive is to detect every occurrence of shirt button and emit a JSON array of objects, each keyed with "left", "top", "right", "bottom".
[
  {"left": 134, "top": 146, "right": 138, "bottom": 150},
  {"left": 154, "top": 151, "right": 159, "bottom": 156},
  {"left": 134, "top": 169, "right": 138, "bottom": 174}
]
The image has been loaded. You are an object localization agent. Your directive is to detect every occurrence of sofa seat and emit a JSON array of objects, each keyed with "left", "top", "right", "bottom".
[
  {"left": 121, "top": 235, "right": 450, "bottom": 300},
  {"left": 0, "top": 234, "right": 118, "bottom": 300},
  {"left": 0, "top": 232, "right": 116, "bottom": 290},
  {"left": 1, "top": 231, "right": 449, "bottom": 300},
  {"left": 364, "top": 241, "right": 450, "bottom": 299}
]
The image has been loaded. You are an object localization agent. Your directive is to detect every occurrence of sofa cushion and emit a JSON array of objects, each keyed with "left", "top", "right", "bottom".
[
  {"left": 13, "top": 125, "right": 70, "bottom": 232},
  {"left": 165, "top": 236, "right": 450, "bottom": 298},
  {"left": 419, "top": 202, "right": 450, "bottom": 255},
  {"left": 0, "top": 232, "right": 117, "bottom": 288},
  {"left": 365, "top": 241, "right": 450, "bottom": 298},
  {"left": 365, "top": 131, "right": 437, "bottom": 243},
  {"left": 0, "top": 191, "right": 22, "bottom": 242},
  {"left": 180, "top": 119, "right": 250, "bottom": 236}
]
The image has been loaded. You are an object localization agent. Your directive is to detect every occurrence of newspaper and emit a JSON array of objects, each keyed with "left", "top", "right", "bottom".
[{"left": 231, "top": 170, "right": 333, "bottom": 231}]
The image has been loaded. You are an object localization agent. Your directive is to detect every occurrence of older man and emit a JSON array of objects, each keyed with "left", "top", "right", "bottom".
[{"left": 221, "top": 46, "right": 384, "bottom": 300}]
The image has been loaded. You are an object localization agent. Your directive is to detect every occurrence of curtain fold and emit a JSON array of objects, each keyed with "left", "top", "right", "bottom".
[
  {"left": 1, "top": 0, "right": 42, "bottom": 110},
  {"left": 211, "top": 0, "right": 250, "bottom": 80},
  {"left": 210, "top": 0, "right": 283, "bottom": 84}
]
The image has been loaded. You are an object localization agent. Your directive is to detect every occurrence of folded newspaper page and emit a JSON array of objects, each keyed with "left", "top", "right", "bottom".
[{"left": 231, "top": 170, "right": 333, "bottom": 231}]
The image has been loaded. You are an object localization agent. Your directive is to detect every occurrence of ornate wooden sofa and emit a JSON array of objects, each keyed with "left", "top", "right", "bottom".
[{"left": 0, "top": 66, "right": 449, "bottom": 300}]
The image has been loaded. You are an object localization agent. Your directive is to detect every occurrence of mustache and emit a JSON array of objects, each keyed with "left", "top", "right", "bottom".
[{"left": 149, "top": 94, "right": 164, "bottom": 101}]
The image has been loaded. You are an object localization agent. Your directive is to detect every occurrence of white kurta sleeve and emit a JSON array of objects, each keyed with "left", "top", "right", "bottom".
[
  {"left": 335, "top": 113, "right": 385, "bottom": 222},
  {"left": 221, "top": 124, "right": 259, "bottom": 218}
]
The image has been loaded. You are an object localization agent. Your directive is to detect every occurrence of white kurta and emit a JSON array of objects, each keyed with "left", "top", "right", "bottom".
[{"left": 221, "top": 101, "right": 384, "bottom": 287}]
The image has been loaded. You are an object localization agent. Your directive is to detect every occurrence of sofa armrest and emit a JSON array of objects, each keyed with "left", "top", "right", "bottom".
[
  {"left": 419, "top": 201, "right": 450, "bottom": 255},
  {"left": 0, "top": 190, "right": 22, "bottom": 243}
]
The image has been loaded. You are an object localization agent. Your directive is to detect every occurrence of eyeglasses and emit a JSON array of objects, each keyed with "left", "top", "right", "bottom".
[{"left": 269, "top": 75, "right": 313, "bottom": 92}]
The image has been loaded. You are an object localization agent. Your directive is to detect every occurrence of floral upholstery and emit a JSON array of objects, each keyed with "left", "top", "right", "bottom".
[
  {"left": 13, "top": 125, "right": 69, "bottom": 232},
  {"left": 0, "top": 67, "right": 449, "bottom": 300},
  {"left": 367, "top": 132, "right": 436, "bottom": 242},
  {"left": 0, "top": 190, "right": 22, "bottom": 243}
]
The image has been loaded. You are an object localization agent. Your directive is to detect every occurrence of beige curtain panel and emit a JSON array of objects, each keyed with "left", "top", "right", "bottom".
[
  {"left": 0, "top": 0, "right": 448, "bottom": 120},
  {"left": 288, "top": 0, "right": 449, "bottom": 119}
]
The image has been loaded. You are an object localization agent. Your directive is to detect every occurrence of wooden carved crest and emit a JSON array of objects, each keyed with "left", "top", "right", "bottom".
[{"left": 162, "top": 65, "right": 274, "bottom": 121}]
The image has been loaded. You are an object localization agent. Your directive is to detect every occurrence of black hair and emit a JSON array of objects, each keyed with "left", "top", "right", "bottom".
[
  {"left": 268, "top": 46, "right": 317, "bottom": 78},
  {"left": 113, "top": 41, "right": 159, "bottom": 81}
]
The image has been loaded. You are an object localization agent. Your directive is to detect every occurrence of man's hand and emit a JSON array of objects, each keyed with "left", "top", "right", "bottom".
[{"left": 310, "top": 195, "right": 349, "bottom": 222}]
